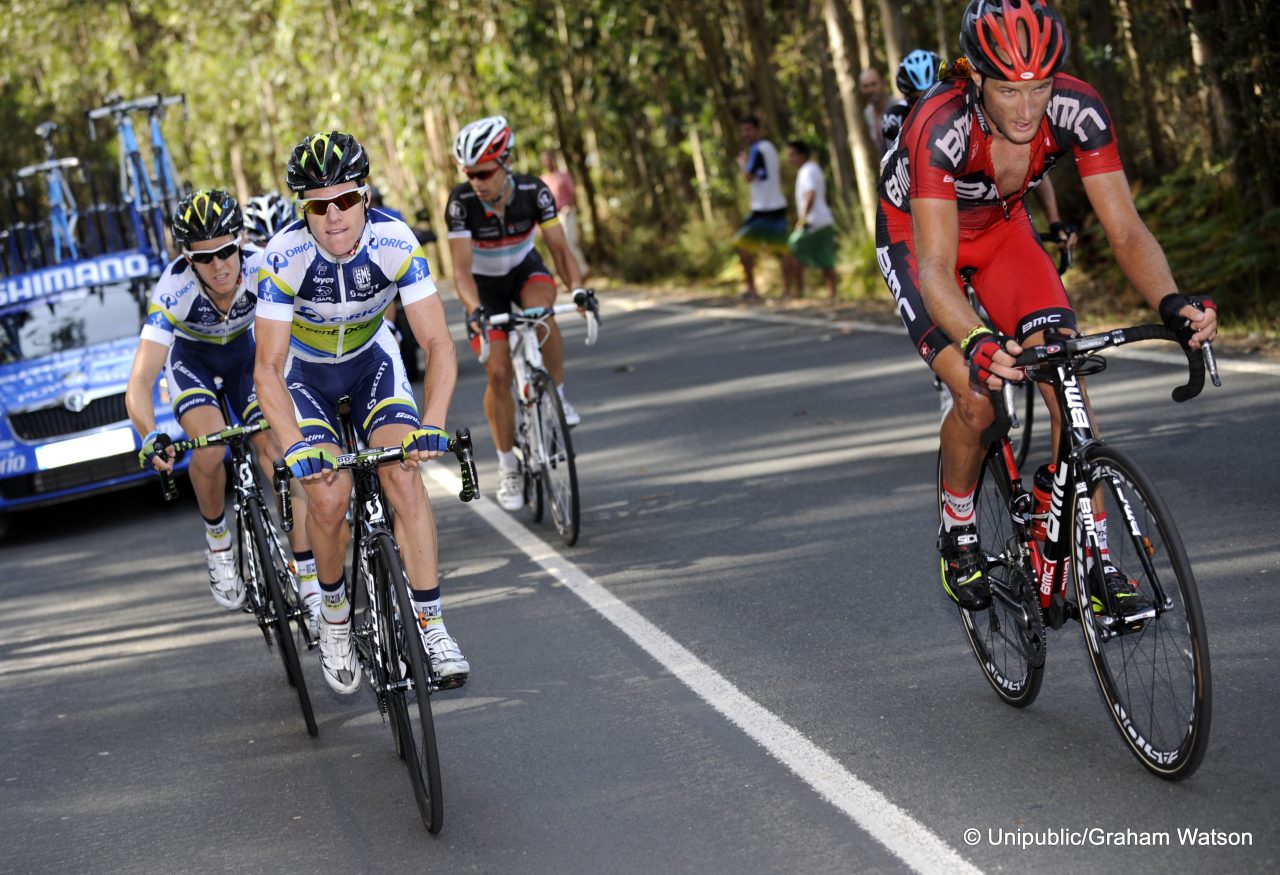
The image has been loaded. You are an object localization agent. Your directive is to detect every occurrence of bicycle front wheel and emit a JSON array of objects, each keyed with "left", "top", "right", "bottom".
[
  {"left": 247, "top": 499, "right": 318, "bottom": 737},
  {"left": 371, "top": 533, "right": 443, "bottom": 833},
  {"left": 938, "top": 449, "right": 1045, "bottom": 707},
  {"left": 1071, "top": 445, "right": 1211, "bottom": 780},
  {"left": 515, "top": 397, "right": 544, "bottom": 522},
  {"left": 535, "top": 374, "right": 580, "bottom": 545}
]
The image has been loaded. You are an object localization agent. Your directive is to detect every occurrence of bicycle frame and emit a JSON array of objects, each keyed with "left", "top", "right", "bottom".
[
  {"left": 985, "top": 325, "right": 1215, "bottom": 630},
  {"left": 15, "top": 122, "right": 80, "bottom": 264}
]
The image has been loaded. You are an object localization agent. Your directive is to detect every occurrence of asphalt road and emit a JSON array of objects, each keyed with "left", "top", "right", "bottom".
[{"left": 3, "top": 291, "right": 1277, "bottom": 874}]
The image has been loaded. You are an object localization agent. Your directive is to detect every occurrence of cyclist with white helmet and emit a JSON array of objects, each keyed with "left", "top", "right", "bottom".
[
  {"left": 446, "top": 115, "right": 587, "bottom": 513},
  {"left": 126, "top": 189, "right": 317, "bottom": 614},
  {"left": 254, "top": 131, "right": 469, "bottom": 694},
  {"left": 243, "top": 192, "right": 297, "bottom": 247}
]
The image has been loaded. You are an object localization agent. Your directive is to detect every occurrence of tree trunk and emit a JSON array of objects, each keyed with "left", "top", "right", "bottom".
[
  {"left": 736, "top": 0, "right": 788, "bottom": 138},
  {"left": 817, "top": 34, "right": 856, "bottom": 209},
  {"left": 420, "top": 104, "right": 453, "bottom": 278},
  {"left": 876, "top": 0, "right": 904, "bottom": 80},
  {"left": 824, "top": 0, "right": 879, "bottom": 234},
  {"left": 677, "top": 1, "right": 743, "bottom": 155},
  {"left": 850, "top": 0, "right": 871, "bottom": 72},
  {"left": 688, "top": 123, "right": 716, "bottom": 225},
  {"left": 1116, "top": 0, "right": 1171, "bottom": 174}
]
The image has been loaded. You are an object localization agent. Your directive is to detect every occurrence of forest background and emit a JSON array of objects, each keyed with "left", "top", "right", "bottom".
[{"left": 2, "top": 0, "right": 1276, "bottom": 337}]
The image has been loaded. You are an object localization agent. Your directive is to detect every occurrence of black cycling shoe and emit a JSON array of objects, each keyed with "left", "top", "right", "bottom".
[
  {"left": 1091, "top": 563, "right": 1156, "bottom": 630},
  {"left": 938, "top": 524, "right": 992, "bottom": 612}
]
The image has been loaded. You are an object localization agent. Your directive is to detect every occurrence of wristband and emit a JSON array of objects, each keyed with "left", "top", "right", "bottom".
[{"left": 959, "top": 326, "right": 994, "bottom": 358}]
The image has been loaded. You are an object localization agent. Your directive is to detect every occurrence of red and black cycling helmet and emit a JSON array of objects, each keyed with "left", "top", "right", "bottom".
[
  {"left": 960, "top": 0, "right": 1069, "bottom": 81},
  {"left": 171, "top": 189, "right": 242, "bottom": 248},
  {"left": 285, "top": 130, "right": 369, "bottom": 194}
]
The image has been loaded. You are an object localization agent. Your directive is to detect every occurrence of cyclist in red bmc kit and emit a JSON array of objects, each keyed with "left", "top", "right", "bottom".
[{"left": 876, "top": 0, "right": 1217, "bottom": 612}]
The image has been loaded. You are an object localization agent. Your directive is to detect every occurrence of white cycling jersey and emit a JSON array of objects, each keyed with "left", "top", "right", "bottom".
[
  {"left": 140, "top": 246, "right": 263, "bottom": 347},
  {"left": 255, "top": 210, "right": 436, "bottom": 363}
]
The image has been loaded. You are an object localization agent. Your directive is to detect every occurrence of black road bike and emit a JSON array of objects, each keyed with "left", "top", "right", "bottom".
[
  {"left": 152, "top": 398, "right": 317, "bottom": 737},
  {"left": 275, "top": 403, "right": 478, "bottom": 833},
  {"left": 939, "top": 323, "right": 1219, "bottom": 779}
]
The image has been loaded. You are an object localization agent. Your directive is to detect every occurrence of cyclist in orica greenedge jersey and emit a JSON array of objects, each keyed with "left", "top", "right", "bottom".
[
  {"left": 254, "top": 131, "right": 469, "bottom": 695},
  {"left": 126, "top": 190, "right": 318, "bottom": 615},
  {"left": 447, "top": 116, "right": 588, "bottom": 513}
]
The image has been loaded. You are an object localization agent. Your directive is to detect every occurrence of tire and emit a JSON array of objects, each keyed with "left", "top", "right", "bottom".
[
  {"left": 516, "top": 399, "right": 544, "bottom": 523},
  {"left": 1012, "top": 380, "right": 1036, "bottom": 471},
  {"left": 372, "top": 533, "right": 443, "bottom": 833},
  {"left": 535, "top": 373, "right": 580, "bottom": 546},
  {"left": 1070, "top": 445, "right": 1211, "bottom": 780},
  {"left": 247, "top": 499, "right": 318, "bottom": 737},
  {"left": 937, "top": 449, "right": 1045, "bottom": 708}
]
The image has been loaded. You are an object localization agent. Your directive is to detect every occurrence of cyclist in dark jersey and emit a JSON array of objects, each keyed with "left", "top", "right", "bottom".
[
  {"left": 876, "top": 0, "right": 1217, "bottom": 612},
  {"left": 447, "top": 116, "right": 587, "bottom": 513}
]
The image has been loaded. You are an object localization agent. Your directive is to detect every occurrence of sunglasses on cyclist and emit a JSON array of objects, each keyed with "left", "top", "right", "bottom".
[
  {"left": 183, "top": 241, "right": 240, "bottom": 264},
  {"left": 296, "top": 185, "right": 368, "bottom": 215},
  {"left": 464, "top": 167, "right": 503, "bottom": 181}
]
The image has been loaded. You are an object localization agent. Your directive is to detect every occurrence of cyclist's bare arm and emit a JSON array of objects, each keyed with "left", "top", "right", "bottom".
[
  {"left": 125, "top": 337, "right": 173, "bottom": 471},
  {"left": 1031, "top": 177, "right": 1078, "bottom": 249},
  {"left": 1083, "top": 170, "right": 1217, "bottom": 347},
  {"left": 448, "top": 237, "right": 481, "bottom": 314},
  {"left": 401, "top": 295, "right": 457, "bottom": 433},
  {"left": 912, "top": 196, "right": 1021, "bottom": 385},
  {"left": 540, "top": 221, "right": 583, "bottom": 292},
  {"left": 252, "top": 316, "right": 307, "bottom": 454}
]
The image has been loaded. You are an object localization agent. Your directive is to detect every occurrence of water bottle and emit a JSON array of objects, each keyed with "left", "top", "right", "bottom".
[{"left": 1031, "top": 463, "right": 1056, "bottom": 541}]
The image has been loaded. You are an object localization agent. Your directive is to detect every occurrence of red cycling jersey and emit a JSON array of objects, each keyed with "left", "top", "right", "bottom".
[{"left": 875, "top": 73, "right": 1124, "bottom": 364}]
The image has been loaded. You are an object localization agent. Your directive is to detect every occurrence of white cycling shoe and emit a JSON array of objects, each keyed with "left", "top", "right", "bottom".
[
  {"left": 422, "top": 627, "right": 469, "bottom": 690},
  {"left": 206, "top": 548, "right": 245, "bottom": 610},
  {"left": 496, "top": 467, "right": 523, "bottom": 511},
  {"left": 318, "top": 616, "right": 361, "bottom": 694},
  {"left": 559, "top": 394, "right": 581, "bottom": 427},
  {"left": 303, "top": 593, "right": 323, "bottom": 641}
]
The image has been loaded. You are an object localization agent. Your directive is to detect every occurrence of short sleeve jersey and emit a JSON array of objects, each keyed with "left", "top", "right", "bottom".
[
  {"left": 140, "top": 245, "right": 263, "bottom": 347},
  {"left": 795, "top": 161, "right": 834, "bottom": 230},
  {"left": 878, "top": 74, "right": 1123, "bottom": 236},
  {"left": 255, "top": 210, "right": 437, "bottom": 362},
  {"left": 744, "top": 140, "right": 787, "bottom": 212},
  {"left": 446, "top": 174, "right": 560, "bottom": 277}
]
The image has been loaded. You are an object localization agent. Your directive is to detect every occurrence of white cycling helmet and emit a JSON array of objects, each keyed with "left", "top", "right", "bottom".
[
  {"left": 244, "top": 192, "right": 296, "bottom": 245},
  {"left": 452, "top": 116, "right": 515, "bottom": 167}
]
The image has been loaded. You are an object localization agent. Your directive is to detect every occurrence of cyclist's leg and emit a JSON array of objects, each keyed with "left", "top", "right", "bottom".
[
  {"left": 516, "top": 253, "right": 562, "bottom": 384},
  {"left": 167, "top": 342, "right": 231, "bottom": 523}
]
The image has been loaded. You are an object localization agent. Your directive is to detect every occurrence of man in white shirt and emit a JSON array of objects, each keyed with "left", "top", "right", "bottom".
[
  {"left": 785, "top": 142, "right": 838, "bottom": 298},
  {"left": 733, "top": 115, "right": 796, "bottom": 299}
]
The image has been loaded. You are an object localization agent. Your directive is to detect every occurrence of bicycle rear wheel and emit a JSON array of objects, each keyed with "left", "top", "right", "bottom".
[
  {"left": 516, "top": 399, "right": 544, "bottom": 522},
  {"left": 1071, "top": 445, "right": 1211, "bottom": 780},
  {"left": 246, "top": 499, "right": 318, "bottom": 737},
  {"left": 371, "top": 533, "right": 443, "bottom": 833},
  {"left": 937, "top": 449, "right": 1045, "bottom": 707},
  {"left": 535, "top": 374, "right": 580, "bottom": 545}
]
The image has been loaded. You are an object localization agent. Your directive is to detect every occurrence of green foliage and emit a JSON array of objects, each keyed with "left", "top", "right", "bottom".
[{"left": 610, "top": 212, "right": 735, "bottom": 284}]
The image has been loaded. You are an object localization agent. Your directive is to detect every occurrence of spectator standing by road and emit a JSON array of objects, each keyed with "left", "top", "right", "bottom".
[
  {"left": 860, "top": 67, "right": 907, "bottom": 156},
  {"left": 539, "top": 149, "right": 589, "bottom": 278},
  {"left": 785, "top": 142, "right": 837, "bottom": 299},
  {"left": 733, "top": 115, "right": 796, "bottom": 299}
]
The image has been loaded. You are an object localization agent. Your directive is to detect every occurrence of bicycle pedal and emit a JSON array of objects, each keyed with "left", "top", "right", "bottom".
[{"left": 434, "top": 674, "right": 467, "bottom": 692}]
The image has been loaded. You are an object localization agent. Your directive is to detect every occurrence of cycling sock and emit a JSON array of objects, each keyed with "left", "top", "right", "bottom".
[
  {"left": 941, "top": 481, "right": 976, "bottom": 532},
  {"left": 557, "top": 382, "right": 568, "bottom": 400},
  {"left": 293, "top": 550, "right": 320, "bottom": 601},
  {"left": 203, "top": 513, "right": 231, "bottom": 552},
  {"left": 497, "top": 448, "right": 518, "bottom": 472},
  {"left": 319, "top": 576, "right": 349, "bottom": 624},
  {"left": 1093, "top": 512, "right": 1110, "bottom": 559},
  {"left": 412, "top": 587, "right": 444, "bottom": 631}
]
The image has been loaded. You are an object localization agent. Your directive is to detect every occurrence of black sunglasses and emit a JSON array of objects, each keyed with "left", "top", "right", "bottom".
[
  {"left": 183, "top": 241, "right": 240, "bottom": 264},
  {"left": 465, "top": 167, "right": 502, "bottom": 181}
]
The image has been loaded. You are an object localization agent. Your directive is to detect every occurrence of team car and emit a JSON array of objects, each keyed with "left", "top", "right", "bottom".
[{"left": 0, "top": 251, "right": 183, "bottom": 531}]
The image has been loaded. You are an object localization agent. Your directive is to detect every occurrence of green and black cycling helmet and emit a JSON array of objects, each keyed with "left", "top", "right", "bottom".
[
  {"left": 171, "top": 189, "right": 243, "bottom": 248},
  {"left": 285, "top": 130, "right": 369, "bottom": 194}
]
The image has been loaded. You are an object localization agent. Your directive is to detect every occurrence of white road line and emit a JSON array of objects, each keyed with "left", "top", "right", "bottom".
[{"left": 426, "top": 463, "right": 982, "bottom": 875}]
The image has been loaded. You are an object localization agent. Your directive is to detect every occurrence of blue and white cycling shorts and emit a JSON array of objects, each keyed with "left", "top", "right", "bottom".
[
  {"left": 166, "top": 332, "right": 262, "bottom": 426},
  {"left": 286, "top": 322, "right": 420, "bottom": 448}
]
